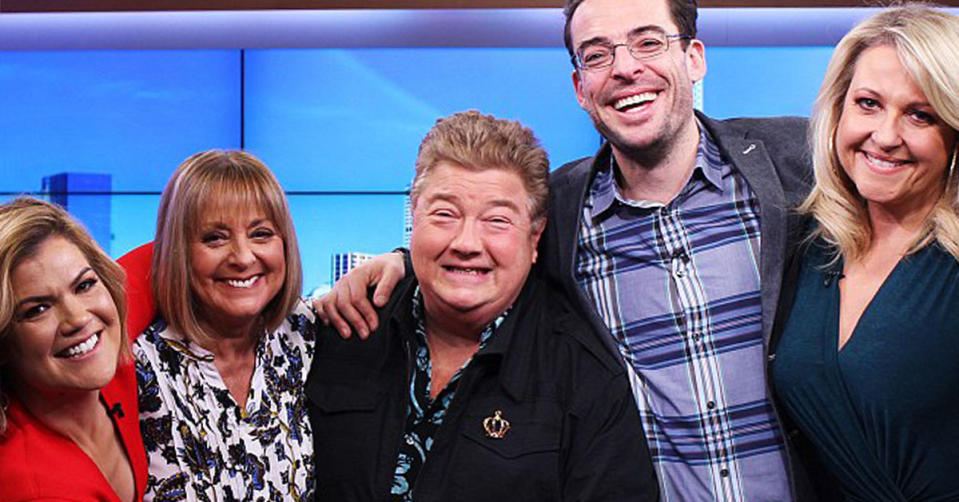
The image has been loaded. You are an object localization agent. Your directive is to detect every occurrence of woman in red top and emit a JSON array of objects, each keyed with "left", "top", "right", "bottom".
[{"left": 0, "top": 197, "right": 147, "bottom": 502}]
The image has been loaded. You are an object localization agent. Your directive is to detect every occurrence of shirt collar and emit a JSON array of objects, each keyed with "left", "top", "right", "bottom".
[
  {"left": 588, "top": 118, "right": 726, "bottom": 219},
  {"left": 410, "top": 286, "right": 510, "bottom": 351}
]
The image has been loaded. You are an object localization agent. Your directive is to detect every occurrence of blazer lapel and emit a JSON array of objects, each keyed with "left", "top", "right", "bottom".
[{"left": 706, "top": 119, "right": 787, "bottom": 348}]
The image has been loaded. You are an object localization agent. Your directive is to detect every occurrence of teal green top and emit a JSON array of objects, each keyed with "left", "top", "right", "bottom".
[{"left": 773, "top": 241, "right": 959, "bottom": 502}]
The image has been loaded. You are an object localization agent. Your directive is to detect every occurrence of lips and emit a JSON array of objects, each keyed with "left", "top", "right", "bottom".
[
  {"left": 862, "top": 151, "right": 911, "bottom": 174},
  {"left": 56, "top": 332, "right": 100, "bottom": 359},
  {"left": 442, "top": 266, "right": 490, "bottom": 276},
  {"left": 612, "top": 91, "right": 658, "bottom": 112},
  {"left": 223, "top": 275, "right": 261, "bottom": 288}
]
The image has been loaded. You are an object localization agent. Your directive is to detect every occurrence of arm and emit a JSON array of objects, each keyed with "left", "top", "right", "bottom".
[
  {"left": 313, "top": 250, "right": 408, "bottom": 339},
  {"left": 563, "top": 374, "right": 660, "bottom": 501}
]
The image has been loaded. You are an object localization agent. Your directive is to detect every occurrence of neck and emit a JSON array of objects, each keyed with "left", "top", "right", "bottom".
[
  {"left": 14, "top": 387, "right": 111, "bottom": 449},
  {"left": 424, "top": 309, "right": 487, "bottom": 348},
  {"left": 611, "top": 115, "right": 700, "bottom": 204},
  {"left": 195, "top": 316, "right": 261, "bottom": 358},
  {"left": 867, "top": 197, "right": 938, "bottom": 252}
]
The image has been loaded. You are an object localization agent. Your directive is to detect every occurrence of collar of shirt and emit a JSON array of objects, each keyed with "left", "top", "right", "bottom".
[
  {"left": 410, "top": 286, "right": 511, "bottom": 359},
  {"left": 588, "top": 118, "right": 726, "bottom": 220}
]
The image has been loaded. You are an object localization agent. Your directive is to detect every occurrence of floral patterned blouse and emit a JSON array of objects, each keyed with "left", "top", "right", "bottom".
[{"left": 135, "top": 300, "right": 316, "bottom": 502}]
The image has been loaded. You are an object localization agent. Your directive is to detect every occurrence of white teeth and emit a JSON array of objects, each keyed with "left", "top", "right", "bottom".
[
  {"left": 62, "top": 333, "right": 98, "bottom": 358},
  {"left": 865, "top": 152, "right": 906, "bottom": 169},
  {"left": 226, "top": 276, "right": 259, "bottom": 288},
  {"left": 614, "top": 92, "right": 657, "bottom": 111},
  {"left": 446, "top": 267, "right": 485, "bottom": 275}
]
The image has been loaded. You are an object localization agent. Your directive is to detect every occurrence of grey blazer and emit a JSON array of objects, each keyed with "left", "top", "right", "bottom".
[{"left": 537, "top": 111, "right": 818, "bottom": 500}]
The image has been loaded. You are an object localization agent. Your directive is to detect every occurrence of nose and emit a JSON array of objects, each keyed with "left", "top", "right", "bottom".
[
  {"left": 59, "top": 295, "right": 92, "bottom": 336},
  {"left": 871, "top": 112, "right": 905, "bottom": 150},
  {"left": 450, "top": 219, "right": 482, "bottom": 256},
  {"left": 610, "top": 44, "right": 645, "bottom": 79},
  {"left": 228, "top": 237, "right": 256, "bottom": 267}
]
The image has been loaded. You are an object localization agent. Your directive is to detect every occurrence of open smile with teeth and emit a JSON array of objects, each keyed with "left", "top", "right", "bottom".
[
  {"left": 225, "top": 275, "right": 261, "bottom": 288},
  {"left": 443, "top": 266, "right": 489, "bottom": 276},
  {"left": 863, "top": 151, "right": 910, "bottom": 172},
  {"left": 58, "top": 332, "right": 99, "bottom": 359},
  {"left": 613, "top": 92, "right": 657, "bottom": 112}
]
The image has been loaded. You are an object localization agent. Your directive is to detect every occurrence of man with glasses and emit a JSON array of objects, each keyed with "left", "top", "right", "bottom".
[{"left": 319, "top": 0, "right": 814, "bottom": 500}]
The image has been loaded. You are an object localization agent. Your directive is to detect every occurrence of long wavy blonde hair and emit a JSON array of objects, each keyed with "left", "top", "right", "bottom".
[{"left": 800, "top": 5, "right": 959, "bottom": 262}]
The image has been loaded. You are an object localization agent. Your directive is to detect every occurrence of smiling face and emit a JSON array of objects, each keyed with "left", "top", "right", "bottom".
[
  {"left": 837, "top": 44, "right": 958, "bottom": 220},
  {"left": 570, "top": 0, "right": 705, "bottom": 160},
  {"left": 4, "top": 236, "right": 121, "bottom": 399},
  {"left": 410, "top": 162, "right": 544, "bottom": 332},
  {"left": 189, "top": 205, "right": 286, "bottom": 338}
]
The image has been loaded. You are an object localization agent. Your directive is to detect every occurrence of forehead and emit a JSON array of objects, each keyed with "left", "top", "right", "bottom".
[
  {"left": 570, "top": 0, "right": 677, "bottom": 45},
  {"left": 418, "top": 163, "right": 530, "bottom": 210},
  {"left": 848, "top": 45, "right": 925, "bottom": 101},
  {"left": 12, "top": 237, "right": 88, "bottom": 293}
]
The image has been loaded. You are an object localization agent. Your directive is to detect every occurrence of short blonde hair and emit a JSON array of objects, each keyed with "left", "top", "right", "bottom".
[
  {"left": 153, "top": 150, "right": 302, "bottom": 343},
  {"left": 0, "top": 197, "right": 128, "bottom": 434},
  {"left": 410, "top": 110, "right": 550, "bottom": 226},
  {"left": 801, "top": 5, "right": 959, "bottom": 261}
]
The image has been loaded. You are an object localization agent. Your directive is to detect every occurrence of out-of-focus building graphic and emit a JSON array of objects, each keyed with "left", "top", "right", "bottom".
[
  {"left": 332, "top": 252, "right": 375, "bottom": 284},
  {"left": 403, "top": 184, "right": 413, "bottom": 247},
  {"left": 42, "top": 173, "right": 112, "bottom": 254}
]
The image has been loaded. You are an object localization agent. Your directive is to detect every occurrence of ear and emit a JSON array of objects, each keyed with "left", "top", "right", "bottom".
[
  {"left": 529, "top": 218, "right": 546, "bottom": 264},
  {"left": 572, "top": 69, "right": 589, "bottom": 109},
  {"left": 685, "top": 39, "right": 706, "bottom": 83}
]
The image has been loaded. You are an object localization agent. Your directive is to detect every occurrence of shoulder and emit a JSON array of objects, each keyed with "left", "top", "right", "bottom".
[
  {"left": 525, "top": 278, "right": 624, "bottom": 377},
  {"left": 0, "top": 404, "right": 98, "bottom": 501},
  {"left": 550, "top": 154, "right": 598, "bottom": 190}
]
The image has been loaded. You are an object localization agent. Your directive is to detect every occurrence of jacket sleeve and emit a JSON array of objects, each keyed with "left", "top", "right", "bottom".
[{"left": 562, "top": 372, "right": 660, "bottom": 501}]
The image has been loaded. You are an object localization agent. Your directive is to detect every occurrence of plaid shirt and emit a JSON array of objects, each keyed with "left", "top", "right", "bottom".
[{"left": 575, "top": 124, "right": 791, "bottom": 502}]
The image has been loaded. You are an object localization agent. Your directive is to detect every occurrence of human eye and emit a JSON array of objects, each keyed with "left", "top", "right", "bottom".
[
  {"left": 18, "top": 302, "right": 49, "bottom": 321},
  {"left": 855, "top": 97, "right": 880, "bottom": 111},
  {"left": 580, "top": 45, "right": 612, "bottom": 67},
  {"left": 251, "top": 225, "right": 277, "bottom": 240},
  {"left": 908, "top": 108, "right": 936, "bottom": 126},
  {"left": 631, "top": 34, "right": 665, "bottom": 53},
  {"left": 76, "top": 276, "right": 99, "bottom": 294},
  {"left": 200, "top": 230, "right": 227, "bottom": 244}
]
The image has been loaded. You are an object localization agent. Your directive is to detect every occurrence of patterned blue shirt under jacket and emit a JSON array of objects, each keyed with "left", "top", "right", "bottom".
[
  {"left": 391, "top": 289, "right": 507, "bottom": 502},
  {"left": 575, "top": 122, "right": 791, "bottom": 502}
]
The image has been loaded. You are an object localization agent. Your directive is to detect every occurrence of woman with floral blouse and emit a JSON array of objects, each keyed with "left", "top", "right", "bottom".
[{"left": 134, "top": 150, "right": 316, "bottom": 501}]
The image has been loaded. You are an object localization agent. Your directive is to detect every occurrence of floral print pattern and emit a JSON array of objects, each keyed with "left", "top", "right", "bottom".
[{"left": 136, "top": 300, "right": 316, "bottom": 502}]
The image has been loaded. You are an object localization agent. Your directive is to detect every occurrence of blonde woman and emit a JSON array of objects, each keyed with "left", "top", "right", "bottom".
[
  {"left": 771, "top": 6, "right": 959, "bottom": 501},
  {"left": 135, "top": 151, "right": 315, "bottom": 500},
  {"left": 0, "top": 198, "right": 147, "bottom": 502}
]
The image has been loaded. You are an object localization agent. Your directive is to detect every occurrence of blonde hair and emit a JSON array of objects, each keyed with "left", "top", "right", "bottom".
[
  {"left": 153, "top": 150, "right": 302, "bottom": 344},
  {"left": 801, "top": 5, "right": 959, "bottom": 262},
  {"left": 411, "top": 110, "right": 550, "bottom": 226},
  {"left": 0, "top": 198, "right": 128, "bottom": 434}
]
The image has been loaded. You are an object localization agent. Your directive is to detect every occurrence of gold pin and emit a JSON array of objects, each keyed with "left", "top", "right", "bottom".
[{"left": 483, "top": 410, "right": 510, "bottom": 439}]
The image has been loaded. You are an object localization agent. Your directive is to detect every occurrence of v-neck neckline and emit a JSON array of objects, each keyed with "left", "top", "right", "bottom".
[{"left": 833, "top": 253, "right": 908, "bottom": 355}]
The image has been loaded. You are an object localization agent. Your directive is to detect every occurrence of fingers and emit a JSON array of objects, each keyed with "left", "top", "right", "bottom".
[
  {"left": 312, "top": 250, "right": 408, "bottom": 340},
  {"left": 314, "top": 287, "right": 355, "bottom": 339},
  {"left": 371, "top": 252, "right": 406, "bottom": 307}
]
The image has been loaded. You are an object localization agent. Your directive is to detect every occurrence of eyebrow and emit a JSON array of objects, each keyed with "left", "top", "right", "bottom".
[
  {"left": 426, "top": 193, "right": 521, "bottom": 212},
  {"left": 15, "top": 267, "right": 93, "bottom": 310},
  {"left": 576, "top": 25, "right": 666, "bottom": 51}
]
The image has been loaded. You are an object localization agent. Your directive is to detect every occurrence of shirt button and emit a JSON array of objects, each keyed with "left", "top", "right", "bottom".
[
  {"left": 674, "top": 268, "right": 685, "bottom": 278},
  {"left": 692, "top": 332, "right": 702, "bottom": 342},
  {"left": 720, "top": 468, "right": 730, "bottom": 477},
  {"left": 707, "top": 401, "right": 716, "bottom": 409}
]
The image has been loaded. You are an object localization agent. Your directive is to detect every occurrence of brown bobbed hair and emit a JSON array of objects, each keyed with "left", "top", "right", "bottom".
[{"left": 152, "top": 150, "right": 302, "bottom": 344}]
